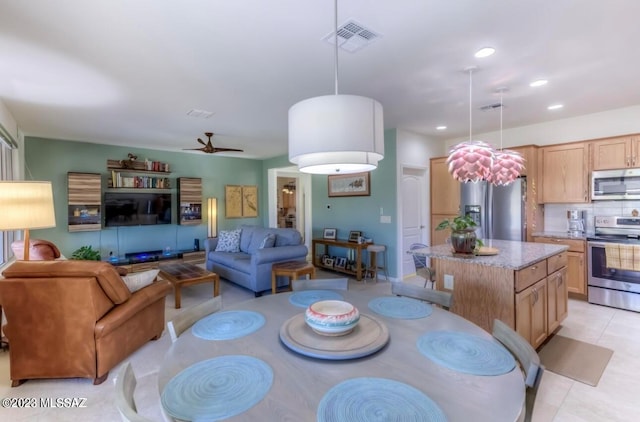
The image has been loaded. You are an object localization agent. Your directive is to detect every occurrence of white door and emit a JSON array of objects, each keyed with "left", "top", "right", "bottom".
[{"left": 401, "top": 168, "right": 427, "bottom": 278}]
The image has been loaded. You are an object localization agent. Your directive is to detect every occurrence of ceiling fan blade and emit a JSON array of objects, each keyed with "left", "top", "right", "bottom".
[
  {"left": 182, "top": 147, "right": 208, "bottom": 151},
  {"left": 213, "top": 147, "right": 244, "bottom": 153},
  {"left": 197, "top": 138, "right": 207, "bottom": 146}
]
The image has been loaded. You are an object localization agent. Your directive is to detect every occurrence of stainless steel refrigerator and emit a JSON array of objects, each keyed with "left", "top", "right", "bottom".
[{"left": 460, "top": 177, "right": 526, "bottom": 241}]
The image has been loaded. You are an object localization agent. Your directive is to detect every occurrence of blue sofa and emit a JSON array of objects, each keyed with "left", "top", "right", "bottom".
[{"left": 204, "top": 225, "right": 308, "bottom": 296}]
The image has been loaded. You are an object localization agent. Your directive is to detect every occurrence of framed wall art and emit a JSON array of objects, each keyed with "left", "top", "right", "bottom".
[
  {"left": 323, "top": 228, "right": 337, "bottom": 240},
  {"left": 225, "top": 185, "right": 259, "bottom": 218},
  {"left": 348, "top": 230, "right": 362, "bottom": 243},
  {"left": 328, "top": 172, "right": 370, "bottom": 197},
  {"left": 225, "top": 185, "right": 243, "bottom": 218}
]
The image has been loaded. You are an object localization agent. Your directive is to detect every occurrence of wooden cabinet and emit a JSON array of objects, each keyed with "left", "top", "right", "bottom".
[
  {"left": 430, "top": 157, "right": 460, "bottom": 214},
  {"left": 538, "top": 142, "right": 589, "bottom": 203},
  {"left": 432, "top": 248, "right": 567, "bottom": 347},
  {"left": 67, "top": 172, "right": 102, "bottom": 232},
  {"left": 516, "top": 277, "right": 548, "bottom": 348},
  {"left": 178, "top": 177, "right": 202, "bottom": 225},
  {"left": 534, "top": 236, "right": 586, "bottom": 297},
  {"left": 430, "top": 157, "right": 460, "bottom": 246},
  {"left": 591, "top": 135, "right": 640, "bottom": 170},
  {"left": 547, "top": 267, "right": 568, "bottom": 333}
]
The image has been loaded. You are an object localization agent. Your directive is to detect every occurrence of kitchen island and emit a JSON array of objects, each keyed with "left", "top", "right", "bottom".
[{"left": 411, "top": 239, "right": 569, "bottom": 348}]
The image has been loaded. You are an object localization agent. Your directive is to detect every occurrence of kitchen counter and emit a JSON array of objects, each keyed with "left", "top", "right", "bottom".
[
  {"left": 410, "top": 239, "right": 569, "bottom": 346},
  {"left": 412, "top": 239, "right": 568, "bottom": 270}
]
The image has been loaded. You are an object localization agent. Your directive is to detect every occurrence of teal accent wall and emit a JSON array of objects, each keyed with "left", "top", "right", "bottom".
[
  {"left": 25, "top": 137, "right": 263, "bottom": 258},
  {"left": 309, "top": 129, "right": 398, "bottom": 277},
  {"left": 26, "top": 131, "right": 399, "bottom": 278}
]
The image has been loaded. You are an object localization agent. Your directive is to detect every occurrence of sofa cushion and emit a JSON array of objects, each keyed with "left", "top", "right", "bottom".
[
  {"left": 122, "top": 269, "right": 159, "bottom": 292},
  {"left": 239, "top": 225, "right": 256, "bottom": 253},
  {"left": 215, "top": 229, "right": 241, "bottom": 252},
  {"left": 210, "top": 251, "right": 252, "bottom": 273},
  {"left": 260, "top": 232, "right": 276, "bottom": 249},
  {"left": 275, "top": 228, "right": 303, "bottom": 247}
]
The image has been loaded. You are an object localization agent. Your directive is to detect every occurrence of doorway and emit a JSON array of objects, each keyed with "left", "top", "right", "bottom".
[
  {"left": 400, "top": 166, "right": 428, "bottom": 279},
  {"left": 267, "top": 167, "right": 312, "bottom": 257}
]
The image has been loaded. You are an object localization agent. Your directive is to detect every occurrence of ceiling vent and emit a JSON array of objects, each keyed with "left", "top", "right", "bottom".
[
  {"left": 479, "top": 103, "right": 504, "bottom": 112},
  {"left": 322, "top": 19, "right": 381, "bottom": 53},
  {"left": 186, "top": 109, "right": 215, "bottom": 119}
]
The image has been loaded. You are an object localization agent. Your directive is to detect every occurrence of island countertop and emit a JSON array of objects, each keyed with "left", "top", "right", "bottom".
[{"left": 411, "top": 239, "right": 568, "bottom": 270}]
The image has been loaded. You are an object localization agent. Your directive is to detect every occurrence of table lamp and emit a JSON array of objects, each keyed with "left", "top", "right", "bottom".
[{"left": 0, "top": 181, "right": 56, "bottom": 261}]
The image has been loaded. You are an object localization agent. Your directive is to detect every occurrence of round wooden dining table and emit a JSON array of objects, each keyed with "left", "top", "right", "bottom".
[{"left": 158, "top": 288, "right": 525, "bottom": 421}]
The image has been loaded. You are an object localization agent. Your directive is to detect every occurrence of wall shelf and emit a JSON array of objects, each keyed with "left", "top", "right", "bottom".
[
  {"left": 67, "top": 172, "right": 102, "bottom": 232},
  {"left": 178, "top": 177, "right": 202, "bottom": 225}
]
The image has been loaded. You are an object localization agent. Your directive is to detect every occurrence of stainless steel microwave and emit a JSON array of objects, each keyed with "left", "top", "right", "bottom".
[{"left": 592, "top": 168, "right": 640, "bottom": 200}]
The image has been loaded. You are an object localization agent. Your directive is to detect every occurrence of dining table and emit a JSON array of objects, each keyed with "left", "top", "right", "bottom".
[{"left": 158, "top": 288, "right": 525, "bottom": 421}]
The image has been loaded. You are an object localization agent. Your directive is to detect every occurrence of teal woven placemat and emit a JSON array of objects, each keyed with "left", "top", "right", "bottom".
[
  {"left": 368, "top": 296, "right": 433, "bottom": 319},
  {"left": 417, "top": 330, "right": 516, "bottom": 376},
  {"left": 161, "top": 355, "right": 273, "bottom": 421},
  {"left": 318, "top": 377, "right": 447, "bottom": 421},
  {"left": 192, "top": 310, "right": 265, "bottom": 340}
]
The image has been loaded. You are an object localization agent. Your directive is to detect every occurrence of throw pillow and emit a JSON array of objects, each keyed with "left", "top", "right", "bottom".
[
  {"left": 259, "top": 232, "right": 276, "bottom": 249},
  {"left": 122, "top": 269, "right": 159, "bottom": 293},
  {"left": 215, "top": 229, "right": 242, "bottom": 252}
]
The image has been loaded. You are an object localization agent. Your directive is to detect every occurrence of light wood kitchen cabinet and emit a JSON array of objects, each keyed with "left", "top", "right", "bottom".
[
  {"left": 430, "top": 157, "right": 460, "bottom": 215},
  {"left": 430, "top": 214, "right": 457, "bottom": 246},
  {"left": 430, "top": 157, "right": 460, "bottom": 246},
  {"left": 590, "top": 135, "right": 640, "bottom": 170},
  {"left": 538, "top": 142, "right": 589, "bottom": 203},
  {"left": 534, "top": 237, "right": 586, "bottom": 297},
  {"left": 516, "top": 277, "right": 548, "bottom": 348},
  {"left": 547, "top": 267, "right": 568, "bottom": 333}
]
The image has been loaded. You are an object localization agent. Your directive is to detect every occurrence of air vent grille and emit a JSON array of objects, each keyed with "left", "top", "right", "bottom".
[
  {"left": 186, "top": 109, "right": 215, "bottom": 119},
  {"left": 479, "top": 103, "right": 504, "bottom": 112},
  {"left": 323, "top": 19, "right": 381, "bottom": 53}
]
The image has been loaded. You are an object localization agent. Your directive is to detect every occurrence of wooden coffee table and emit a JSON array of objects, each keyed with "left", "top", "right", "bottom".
[
  {"left": 271, "top": 261, "right": 316, "bottom": 294},
  {"left": 159, "top": 262, "right": 220, "bottom": 309}
]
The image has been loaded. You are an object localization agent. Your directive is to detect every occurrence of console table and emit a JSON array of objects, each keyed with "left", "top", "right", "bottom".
[{"left": 312, "top": 239, "right": 374, "bottom": 281}]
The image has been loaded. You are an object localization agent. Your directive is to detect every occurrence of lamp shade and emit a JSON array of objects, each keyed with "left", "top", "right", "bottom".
[
  {"left": 0, "top": 181, "right": 56, "bottom": 230},
  {"left": 288, "top": 94, "right": 384, "bottom": 174},
  {"left": 207, "top": 197, "right": 217, "bottom": 238}
]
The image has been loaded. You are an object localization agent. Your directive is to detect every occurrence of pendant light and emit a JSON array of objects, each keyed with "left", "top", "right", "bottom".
[
  {"left": 288, "top": 0, "right": 384, "bottom": 174},
  {"left": 487, "top": 88, "right": 525, "bottom": 186},
  {"left": 446, "top": 67, "right": 494, "bottom": 183}
]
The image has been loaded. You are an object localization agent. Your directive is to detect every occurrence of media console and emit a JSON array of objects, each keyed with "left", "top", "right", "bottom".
[{"left": 106, "top": 249, "right": 205, "bottom": 272}]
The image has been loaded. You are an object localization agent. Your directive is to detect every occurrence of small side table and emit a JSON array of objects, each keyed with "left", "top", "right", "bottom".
[{"left": 271, "top": 261, "right": 316, "bottom": 294}]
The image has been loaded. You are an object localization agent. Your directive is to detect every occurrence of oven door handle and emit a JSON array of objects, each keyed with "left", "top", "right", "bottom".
[{"left": 588, "top": 241, "right": 608, "bottom": 248}]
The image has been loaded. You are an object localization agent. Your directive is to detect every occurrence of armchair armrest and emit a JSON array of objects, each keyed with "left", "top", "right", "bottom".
[{"left": 205, "top": 238, "right": 219, "bottom": 254}]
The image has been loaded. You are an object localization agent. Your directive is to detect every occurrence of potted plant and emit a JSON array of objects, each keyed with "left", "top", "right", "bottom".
[
  {"left": 70, "top": 245, "right": 101, "bottom": 261},
  {"left": 435, "top": 215, "right": 483, "bottom": 255}
]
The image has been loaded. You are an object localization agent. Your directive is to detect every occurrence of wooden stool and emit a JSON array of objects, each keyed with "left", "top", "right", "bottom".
[
  {"left": 271, "top": 261, "right": 316, "bottom": 294},
  {"left": 366, "top": 244, "right": 388, "bottom": 282}
]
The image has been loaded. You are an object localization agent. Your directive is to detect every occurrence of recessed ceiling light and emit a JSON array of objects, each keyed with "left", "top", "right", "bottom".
[
  {"left": 530, "top": 79, "right": 548, "bottom": 87},
  {"left": 436, "top": 126, "right": 447, "bottom": 131},
  {"left": 474, "top": 47, "right": 496, "bottom": 58},
  {"left": 548, "top": 104, "right": 563, "bottom": 110}
]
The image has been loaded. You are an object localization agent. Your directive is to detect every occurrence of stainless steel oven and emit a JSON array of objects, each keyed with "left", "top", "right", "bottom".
[{"left": 588, "top": 216, "right": 640, "bottom": 312}]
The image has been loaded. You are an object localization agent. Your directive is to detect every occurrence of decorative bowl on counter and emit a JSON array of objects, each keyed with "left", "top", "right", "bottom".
[{"left": 304, "top": 300, "right": 360, "bottom": 336}]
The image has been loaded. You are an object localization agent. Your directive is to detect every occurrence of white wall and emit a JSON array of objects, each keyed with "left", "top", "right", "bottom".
[{"left": 444, "top": 104, "right": 640, "bottom": 152}]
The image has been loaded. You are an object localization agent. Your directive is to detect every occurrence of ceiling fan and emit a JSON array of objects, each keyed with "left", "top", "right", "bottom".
[{"left": 184, "top": 132, "right": 244, "bottom": 154}]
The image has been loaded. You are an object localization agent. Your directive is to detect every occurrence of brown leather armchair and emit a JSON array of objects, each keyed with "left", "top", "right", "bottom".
[{"left": 0, "top": 260, "right": 171, "bottom": 386}]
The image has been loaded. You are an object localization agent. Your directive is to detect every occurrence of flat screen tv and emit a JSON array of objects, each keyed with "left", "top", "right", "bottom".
[{"left": 104, "top": 192, "right": 172, "bottom": 227}]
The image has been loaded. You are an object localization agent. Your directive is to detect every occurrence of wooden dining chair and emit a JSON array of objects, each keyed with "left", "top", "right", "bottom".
[
  {"left": 114, "top": 362, "right": 153, "bottom": 422},
  {"left": 292, "top": 278, "right": 349, "bottom": 291},
  {"left": 167, "top": 296, "right": 223, "bottom": 343},
  {"left": 492, "top": 319, "right": 545, "bottom": 422},
  {"left": 391, "top": 281, "right": 453, "bottom": 311}
]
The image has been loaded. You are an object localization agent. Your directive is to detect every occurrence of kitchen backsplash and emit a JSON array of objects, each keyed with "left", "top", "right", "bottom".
[{"left": 544, "top": 201, "right": 640, "bottom": 233}]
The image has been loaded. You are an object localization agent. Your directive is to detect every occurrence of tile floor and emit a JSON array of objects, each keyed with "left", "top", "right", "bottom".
[{"left": 1, "top": 275, "right": 639, "bottom": 421}]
